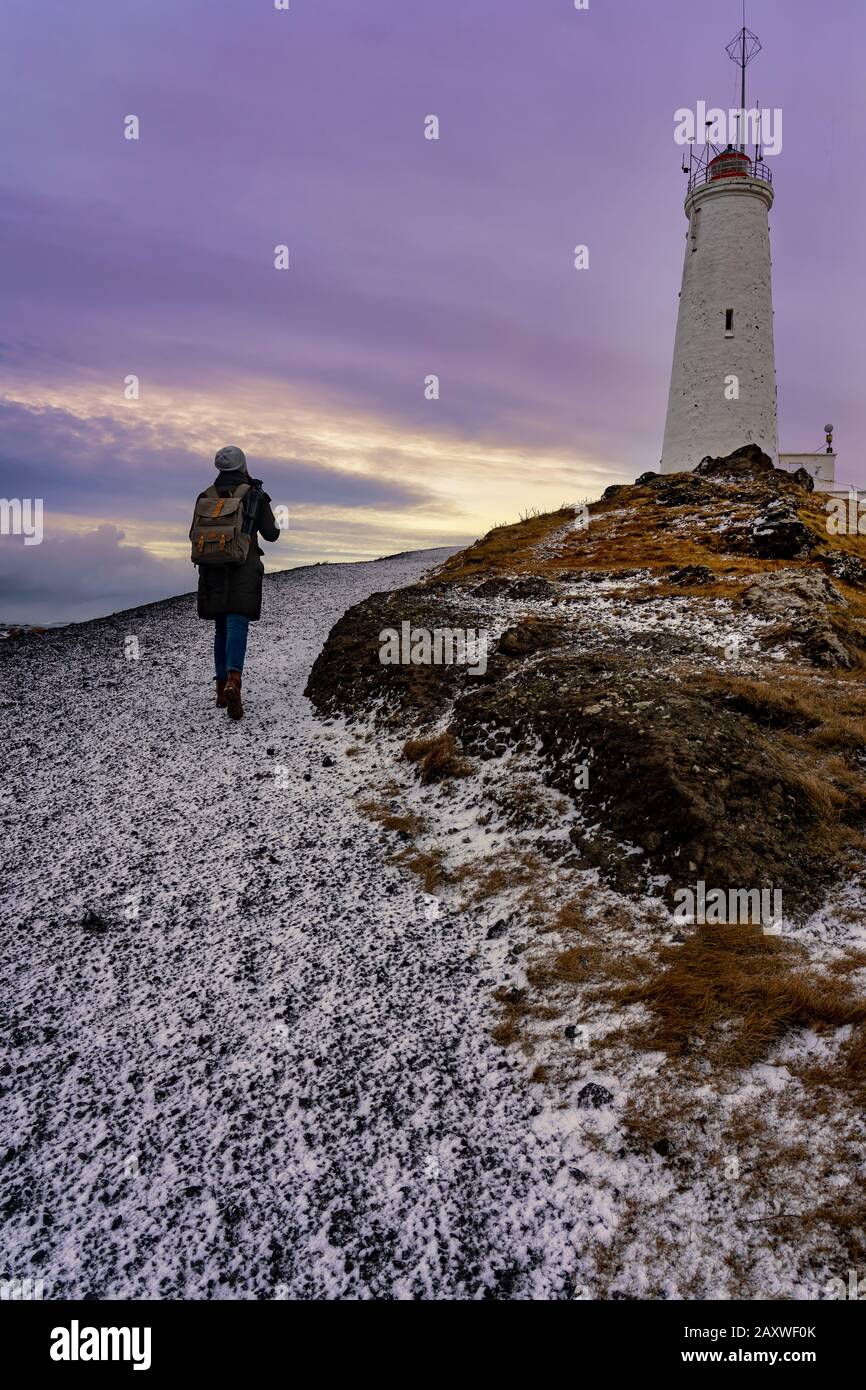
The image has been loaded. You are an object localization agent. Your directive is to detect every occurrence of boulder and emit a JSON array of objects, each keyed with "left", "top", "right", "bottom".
[
  {"left": 652, "top": 474, "right": 721, "bottom": 508},
  {"left": 695, "top": 443, "right": 775, "bottom": 480},
  {"left": 667, "top": 565, "right": 715, "bottom": 587},
  {"left": 497, "top": 618, "right": 566, "bottom": 658},
  {"left": 797, "top": 626, "right": 854, "bottom": 670},
  {"left": 741, "top": 570, "right": 845, "bottom": 619},
  {"left": 472, "top": 576, "right": 513, "bottom": 599},
  {"left": 751, "top": 498, "right": 814, "bottom": 559},
  {"left": 789, "top": 466, "right": 815, "bottom": 493},
  {"left": 742, "top": 571, "right": 853, "bottom": 669},
  {"left": 576, "top": 1083, "right": 614, "bottom": 1110},
  {"left": 81, "top": 909, "right": 111, "bottom": 935},
  {"left": 823, "top": 551, "right": 866, "bottom": 588},
  {"left": 474, "top": 574, "right": 557, "bottom": 602}
]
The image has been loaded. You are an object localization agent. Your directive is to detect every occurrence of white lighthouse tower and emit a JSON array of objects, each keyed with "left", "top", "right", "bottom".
[{"left": 660, "top": 24, "right": 779, "bottom": 473}]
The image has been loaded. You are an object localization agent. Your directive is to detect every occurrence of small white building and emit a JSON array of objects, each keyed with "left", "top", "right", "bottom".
[{"left": 778, "top": 448, "right": 837, "bottom": 492}]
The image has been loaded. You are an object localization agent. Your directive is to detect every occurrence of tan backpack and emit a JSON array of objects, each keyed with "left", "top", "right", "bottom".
[{"left": 189, "top": 484, "right": 251, "bottom": 565}]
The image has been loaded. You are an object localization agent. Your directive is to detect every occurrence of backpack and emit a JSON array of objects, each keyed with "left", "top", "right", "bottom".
[{"left": 189, "top": 484, "right": 252, "bottom": 566}]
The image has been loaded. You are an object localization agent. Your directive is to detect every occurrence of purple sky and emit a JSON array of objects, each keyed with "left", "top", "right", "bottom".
[{"left": 2, "top": 0, "right": 865, "bottom": 621}]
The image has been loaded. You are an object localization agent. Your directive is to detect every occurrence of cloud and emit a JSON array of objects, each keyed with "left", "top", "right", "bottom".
[
  {"left": 0, "top": 397, "right": 437, "bottom": 520},
  {"left": 0, "top": 524, "right": 191, "bottom": 625}
]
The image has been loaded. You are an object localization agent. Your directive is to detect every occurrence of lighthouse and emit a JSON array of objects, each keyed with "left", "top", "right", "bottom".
[{"left": 660, "top": 24, "right": 779, "bottom": 473}]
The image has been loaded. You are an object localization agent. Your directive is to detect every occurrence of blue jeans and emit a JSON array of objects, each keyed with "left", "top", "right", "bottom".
[{"left": 214, "top": 614, "right": 249, "bottom": 679}]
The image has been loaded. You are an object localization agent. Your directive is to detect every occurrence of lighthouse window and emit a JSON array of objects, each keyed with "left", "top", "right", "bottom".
[{"left": 725, "top": 309, "right": 735, "bottom": 335}]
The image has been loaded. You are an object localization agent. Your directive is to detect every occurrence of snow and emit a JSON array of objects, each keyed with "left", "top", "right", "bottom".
[
  {"left": 3, "top": 545, "right": 864, "bottom": 1302},
  {"left": 0, "top": 549, "right": 603, "bottom": 1300},
  {"left": 330, "top": 554, "right": 866, "bottom": 1300}
]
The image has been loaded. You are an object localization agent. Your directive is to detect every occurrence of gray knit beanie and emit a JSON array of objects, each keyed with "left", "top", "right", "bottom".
[{"left": 215, "top": 444, "right": 247, "bottom": 472}]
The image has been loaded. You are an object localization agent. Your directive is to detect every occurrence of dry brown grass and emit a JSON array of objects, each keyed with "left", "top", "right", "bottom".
[
  {"left": 490, "top": 991, "right": 527, "bottom": 1048},
  {"left": 359, "top": 798, "right": 425, "bottom": 838},
  {"left": 704, "top": 673, "right": 824, "bottom": 728},
  {"left": 392, "top": 846, "right": 448, "bottom": 895},
  {"left": 813, "top": 1195, "right": 866, "bottom": 1261},
  {"left": 704, "top": 669, "right": 866, "bottom": 724},
  {"left": 698, "top": 672, "right": 866, "bottom": 840},
  {"left": 824, "top": 949, "right": 866, "bottom": 977},
  {"left": 526, "top": 941, "right": 650, "bottom": 991},
  {"left": 610, "top": 1040, "right": 866, "bottom": 1283},
  {"left": 545, "top": 898, "right": 595, "bottom": 934},
  {"left": 402, "top": 730, "right": 472, "bottom": 784},
  {"left": 779, "top": 760, "right": 849, "bottom": 819},
  {"left": 481, "top": 774, "right": 561, "bottom": 830},
  {"left": 813, "top": 717, "right": 866, "bottom": 749},
  {"left": 490, "top": 984, "right": 560, "bottom": 1047},
  {"left": 836, "top": 1022, "right": 866, "bottom": 1104},
  {"left": 539, "top": 895, "right": 651, "bottom": 938},
  {"left": 488, "top": 894, "right": 656, "bottom": 1054},
  {"left": 426, "top": 473, "right": 866, "bottom": 609},
  {"left": 609, "top": 924, "right": 866, "bottom": 1068},
  {"left": 432, "top": 507, "right": 573, "bottom": 586},
  {"left": 460, "top": 857, "right": 539, "bottom": 908}
]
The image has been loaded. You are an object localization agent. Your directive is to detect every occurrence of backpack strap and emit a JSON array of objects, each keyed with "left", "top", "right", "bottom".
[
  {"left": 240, "top": 484, "right": 263, "bottom": 534},
  {"left": 209, "top": 483, "right": 251, "bottom": 505}
]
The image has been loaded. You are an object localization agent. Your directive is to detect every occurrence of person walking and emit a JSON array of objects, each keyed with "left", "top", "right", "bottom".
[{"left": 190, "top": 445, "right": 280, "bottom": 720}]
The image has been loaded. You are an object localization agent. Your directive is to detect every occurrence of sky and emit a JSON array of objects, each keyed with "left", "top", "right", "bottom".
[{"left": 1, "top": 0, "right": 865, "bottom": 622}]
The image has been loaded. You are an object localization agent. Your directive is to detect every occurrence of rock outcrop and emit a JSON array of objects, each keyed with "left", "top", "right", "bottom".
[{"left": 306, "top": 446, "right": 866, "bottom": 917}]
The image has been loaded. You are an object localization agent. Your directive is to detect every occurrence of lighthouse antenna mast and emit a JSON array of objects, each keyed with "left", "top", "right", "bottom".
[{"left": 726, "top": 4, "right": 762, "bottom": 153}]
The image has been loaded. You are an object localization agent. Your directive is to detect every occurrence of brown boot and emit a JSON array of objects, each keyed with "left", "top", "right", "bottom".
[
  {"left": 225, "top": 671, "right": 244, "bottom": 720},
  {"left": 215, "top": 678, "right": 228, "bottom": 708}
]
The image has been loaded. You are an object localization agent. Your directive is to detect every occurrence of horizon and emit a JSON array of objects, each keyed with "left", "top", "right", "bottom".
[
  {"left": 0, "top": 539, "right": 460, "bottom": 631},
  {"left": 2, "top": 0, "right": 864, "bottom": 622}
]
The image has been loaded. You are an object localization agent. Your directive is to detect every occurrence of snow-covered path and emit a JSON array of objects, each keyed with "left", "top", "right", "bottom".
[{"left": 0, "top": 551, "right": 592, "bottom": 1300}]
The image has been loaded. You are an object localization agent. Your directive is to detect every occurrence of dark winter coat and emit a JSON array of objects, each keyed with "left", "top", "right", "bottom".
[{"left": 195, "top": 470, "right": 280, "bottom": 621}]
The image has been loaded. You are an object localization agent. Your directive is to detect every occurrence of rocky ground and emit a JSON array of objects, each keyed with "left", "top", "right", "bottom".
[
  {"left": 4, "top": 449, "right": 866, "bottom": 1300},
  {"left": 1, "top": 548, "right": 626, "bottom": 1301},
  {"left": 305, "top": 447, "right": 866, "bottom": 1297}
]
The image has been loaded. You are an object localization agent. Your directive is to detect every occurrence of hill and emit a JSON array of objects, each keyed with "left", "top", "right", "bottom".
[{"left": 305, "top": 447, "right": 866, "bottom": 1295}]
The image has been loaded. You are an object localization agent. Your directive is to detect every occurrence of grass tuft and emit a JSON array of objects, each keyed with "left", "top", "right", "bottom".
[
  {"left": 402, "top": 730, "right": 472, "bottom": 784},
  {"left": 611, "top": 924, "right": 866, "bottom": 1068}
]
